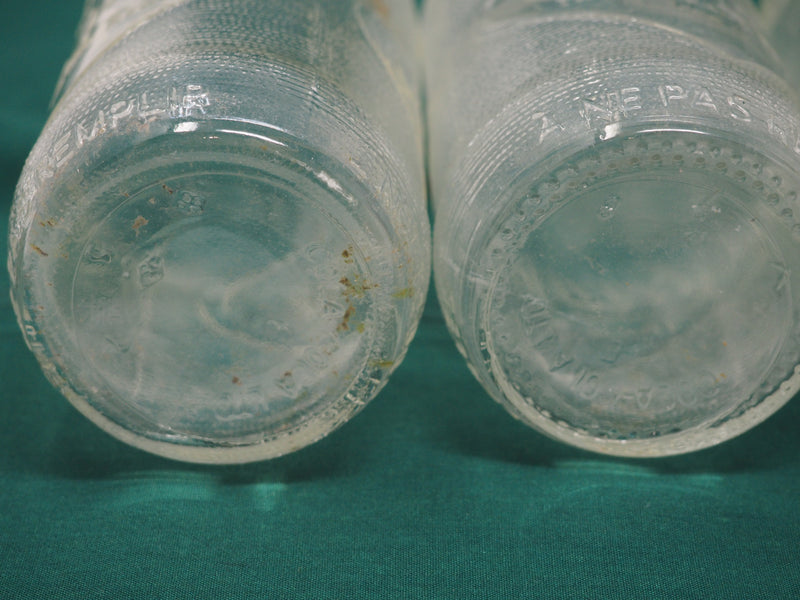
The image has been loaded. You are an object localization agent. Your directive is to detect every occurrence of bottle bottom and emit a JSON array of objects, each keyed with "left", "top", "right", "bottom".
[
  {"left": 18, "top": 124, "right": 416, "bottom": 463},
  {"left": 471, "top": 130, "right": 800, "bottom": 455}
]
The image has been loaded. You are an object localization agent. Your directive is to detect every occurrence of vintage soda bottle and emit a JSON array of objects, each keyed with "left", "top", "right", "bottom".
[
  {"left": 426, "top": 0, "right": 800, "bottom": 456},
  {"left": 9, "top": 0, "right": 429, "bottom": 463}
]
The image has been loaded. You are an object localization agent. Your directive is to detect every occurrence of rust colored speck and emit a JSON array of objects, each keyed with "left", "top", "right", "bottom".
[
  {"left": 337, "top": 304, "right": 356, "bottom": 332},
  {"left": 132, "top": 215, "right": 149, "bottom": 231},
  {"left": 371, "top": 0, "right": 390, "bottom": 19},
  {"left": 342, "top": 246, "right": 355, "bottom": 264}
]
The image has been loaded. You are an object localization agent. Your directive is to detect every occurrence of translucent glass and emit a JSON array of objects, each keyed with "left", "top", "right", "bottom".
[
  {"left": 426, "top": 0, "right": 800, "bottom": 456},
  {"left": 758, "top": 0, "right": 800, "bottom": 90},
  {"left": 8, "top": 0, "right": 429, "bottom": 463}
]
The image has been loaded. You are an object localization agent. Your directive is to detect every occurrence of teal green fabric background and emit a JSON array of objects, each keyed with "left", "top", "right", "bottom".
[{"left": 1, "top": 2, "right": 799, "bottom": 598}]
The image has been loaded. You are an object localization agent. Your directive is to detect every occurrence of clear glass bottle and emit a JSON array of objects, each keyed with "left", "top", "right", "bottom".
[
  {"left": 758, "top": 0, "right": 800, "bottom": 91},
  {"left": 426, "top": 0, "right": 800, "bottom": 456},
  {"left": 8, "top": 0, "right": 429, "bottom": 463}
]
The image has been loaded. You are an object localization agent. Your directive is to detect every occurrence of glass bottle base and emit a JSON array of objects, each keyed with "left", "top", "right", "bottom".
[
  {"left": 463, "top": 129, "right": 800, "bottom": 456},
  {"left": 15, "top": 122, "right": 417, "bottom": 463}
]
